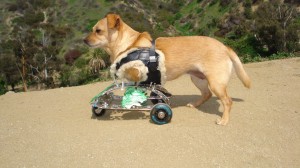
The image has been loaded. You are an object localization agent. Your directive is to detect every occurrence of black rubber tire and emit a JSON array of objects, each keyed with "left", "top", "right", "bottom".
[
  {"left": 150, "top": 103, "right": 172, "bottom": 125},
  {"left": 92, "top": 106, "right": 106, "bottom": 117}
]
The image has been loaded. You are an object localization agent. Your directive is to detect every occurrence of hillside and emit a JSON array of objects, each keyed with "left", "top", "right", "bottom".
[
  {"left": 0, "top": 58, "right": 300, "bottom": 167},
  {"left": 1, "top": 0, "right": 299, "bottom": 54},
  {"left": 0, "top": 0, "right": 299, "bottom": 93},
  {"left": 1, "top": 0, "right": 111, "bottom": 50}
]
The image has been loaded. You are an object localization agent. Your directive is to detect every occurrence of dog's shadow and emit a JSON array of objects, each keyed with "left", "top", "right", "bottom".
[
  {"left": 91, "top": 95, "right": 244, "bottom": 121},
  {"left": 171, "top": 95, "right": 243, "bottom": 117}
]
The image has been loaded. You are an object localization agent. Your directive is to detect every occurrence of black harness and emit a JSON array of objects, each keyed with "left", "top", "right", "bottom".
[{"left": 116, "top": 42, "right": 161, "bottom": 84}]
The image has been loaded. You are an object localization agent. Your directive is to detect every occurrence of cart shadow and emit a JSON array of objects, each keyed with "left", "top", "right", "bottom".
[
  {"left": 170, "top": 95, "right": 244, "bottom": 117},
  {"left": 90, "top": 95, "right": 243, "bottom": 121},
  {"left": 91, "top": 110, "right": 150, "bottom": 121}
]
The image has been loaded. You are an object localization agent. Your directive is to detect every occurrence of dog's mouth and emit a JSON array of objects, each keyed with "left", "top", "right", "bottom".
[
  {"left": 83, "top": 39, "right": 102, "bottom": 48},
  {"left": 83, "top": 39, "right": 93, "bottom": 47}
]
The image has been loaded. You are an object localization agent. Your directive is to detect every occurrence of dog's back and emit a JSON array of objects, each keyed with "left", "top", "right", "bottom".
[{"left": 156, "top": 36, "right": 233, "bottom": 81}]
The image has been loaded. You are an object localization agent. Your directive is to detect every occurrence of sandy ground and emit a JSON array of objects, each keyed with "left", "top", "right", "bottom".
[{"left": 0, "top": 58, "right": 300, "bottom": 168}]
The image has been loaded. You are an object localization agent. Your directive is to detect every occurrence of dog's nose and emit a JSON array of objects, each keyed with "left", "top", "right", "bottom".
[{"left": 83, "top": 39, "right": 88, "bottom": 45}]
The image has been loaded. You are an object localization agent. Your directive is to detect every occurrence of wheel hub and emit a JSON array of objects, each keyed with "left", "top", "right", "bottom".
[{"left": 157, "top": 111, "right": 166, "bottom": 119}]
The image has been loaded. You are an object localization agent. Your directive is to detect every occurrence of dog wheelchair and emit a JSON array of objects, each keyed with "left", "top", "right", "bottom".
[{"left": 90, "top": 82, "right": 173, "bottom": 125}]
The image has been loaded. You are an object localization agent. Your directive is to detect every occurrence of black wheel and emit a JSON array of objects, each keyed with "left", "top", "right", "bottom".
[
  {"left": 150, "top": 92, "right": 165, "bottom": 104},
  {"left": 150, "top": 103, "right": 172, "bottom": 125},
  {"left": 92, "top": 106, "right": 106, "bottom": 117}
]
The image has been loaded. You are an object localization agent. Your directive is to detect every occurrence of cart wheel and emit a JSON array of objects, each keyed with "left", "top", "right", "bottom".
[
  {"left": 92, "top": 106, "right": 106, "bottom": 117},
  {"left": 150, "top": 103, "right": 172, "bottom": 125},
  {"left": 150, "top": 92, "right": 165, "bottom": 104}
]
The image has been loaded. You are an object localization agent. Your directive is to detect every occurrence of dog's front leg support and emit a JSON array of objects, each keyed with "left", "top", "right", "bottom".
[
  {"left": 134, "top": 82, "right": 140, "bottom": 89},
  {"left": 121, "top": 81, "right": 124, "bottom": 90}
]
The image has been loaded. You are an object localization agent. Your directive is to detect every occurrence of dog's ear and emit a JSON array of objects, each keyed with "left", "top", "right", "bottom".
[{"left": 107, "top": 14, "right": 121, "bottom": 29}]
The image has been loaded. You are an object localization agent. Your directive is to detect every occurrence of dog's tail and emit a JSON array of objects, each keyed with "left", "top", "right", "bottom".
[{"left": 227, "top": 47, "right": 251, "bottom": 88}]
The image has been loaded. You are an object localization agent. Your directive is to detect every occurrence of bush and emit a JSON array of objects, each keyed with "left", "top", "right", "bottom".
[
  {"left": 253, "top": 1, "right": 299, "bottom": 54},
  {"left": 74, "top": 57, "right": 87, "bottom": 69},
  {"left": 240, "top": 54, "right": 262, "bottom": 63},
  {"left": 209, "top": 0, "right": 218, "bottom": 6},
  {"left": 68, "top": 69, "right": 86, "bottom": 86},
  {"left": 64, "top": 49, "right": 81, "bottom": 65},
  {"left": 196, "top": 8, "right": 203, "bottom": 14},
  {"left": 59, "top": 66, "right": 72, "bottom": 86},
  {"left": 0, "top": 77, "right": 7, "bottom": 95},
  {"left": 223, "top": 35, "right": 260, "bottom": 58},
  {"left": 24, "top": 10, "right": 44, "bottom": 25},
  {"left": 60, "top": 64, "right": 104, "bottom": 87},
  {"left": 223, "top": 37, "right": 296, "bottom": 63},
  {"left": 60, "top": 66, "right": 90, "bottom": 86},
  {"left": 86, "top": 19, "right": 98, "bottom": 32},
  {"left": 269, "top": 52, "right": 295, "bottom": 60}
]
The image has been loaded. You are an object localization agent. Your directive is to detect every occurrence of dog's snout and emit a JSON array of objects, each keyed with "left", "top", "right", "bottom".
[
  {"left": 83, "top": 38, "right": 88, "bottom": 45},
  {"left": 84, "top": 38, "right": 92, "bottom": 46}
]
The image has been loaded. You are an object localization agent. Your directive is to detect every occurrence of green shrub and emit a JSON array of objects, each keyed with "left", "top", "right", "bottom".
[
  {"left": 269, "top": 52, "right": 295, "bottom": 60},
  {"left": 0, "top": 77, "right": 7, "bottom": 95},
  {"left": 223, "top": 35, "right": 259, "bottom": 58},
  {"left": 223, "top": 36, "right": 296, "bottom": 63},
  {"left": 59, "top": 66, "right": 72, "bottom": 86},
  {"left": 60, "top": 63, "right": 108, "bottom": 87},
  {"left": 240, "top": 54, "right": 262, "bottom": 63},
  {"left": 86, "top": 19, "right": 98, "bottom": 31},
  {"left": 209, "top": 0, "right": 218, "bottom": 7},
  {"left": 60, "top": 67, "right": 89, "bottom": 86},
  {"left": 74, "top": 57, "right": 87, "bottom": 69},
  {"left": 196, "top": 8, "right": 203, "bottom": 14}
]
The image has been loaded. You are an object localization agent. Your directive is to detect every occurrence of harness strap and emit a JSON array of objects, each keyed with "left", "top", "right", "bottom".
[
  {"left": 149, "top": 41, "right": 156, "bottom": 62},
  {"left": 116, "top": 41, "right": 158, "bottom": 70},
  {"left": 115, "top": 41, "right": 161, "bottom": 84}
]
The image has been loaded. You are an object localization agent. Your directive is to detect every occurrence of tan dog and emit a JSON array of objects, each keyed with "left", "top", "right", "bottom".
[{"left": 84, "top": 14, "right": 251, "bottom": 125}]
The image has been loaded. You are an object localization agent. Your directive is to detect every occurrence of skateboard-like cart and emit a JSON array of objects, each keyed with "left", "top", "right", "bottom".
[{"left": 90, "top": 82, "right": 172, "bottom": 125}]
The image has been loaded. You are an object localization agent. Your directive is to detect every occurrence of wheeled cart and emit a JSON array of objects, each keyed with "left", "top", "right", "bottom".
[{"left": 90, "top": 82, "right": 173, "bottom": 125}]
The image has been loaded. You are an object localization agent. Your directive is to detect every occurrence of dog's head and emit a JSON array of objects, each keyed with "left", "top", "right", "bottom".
[
  {"left": 84, "top": 14, "right": 122, "bottom": 48},
  {"left": 84, "top": 14, "right": 152, "bottom": 63}
]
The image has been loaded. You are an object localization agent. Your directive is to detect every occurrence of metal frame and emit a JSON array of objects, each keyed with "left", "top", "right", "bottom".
[{"left": 91, "top": 82, "right": 171, "bottom": 111}]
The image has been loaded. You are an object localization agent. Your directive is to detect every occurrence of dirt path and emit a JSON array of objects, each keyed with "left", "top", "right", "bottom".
[{"left": 0, "top": 58, "right": 300, "bottom": 167}]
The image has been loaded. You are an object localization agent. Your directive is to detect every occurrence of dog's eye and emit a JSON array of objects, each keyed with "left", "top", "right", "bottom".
[{"left": 95, "top": 29, "right": 101, "bottom": 33}]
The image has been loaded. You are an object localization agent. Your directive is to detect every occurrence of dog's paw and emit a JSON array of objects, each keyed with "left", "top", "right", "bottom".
[
  {"left": 216, "top": 118, "right": 228, "bottom": 126},
  {"left": 186, "top": 103, "right": 196, "bottom": 108}
]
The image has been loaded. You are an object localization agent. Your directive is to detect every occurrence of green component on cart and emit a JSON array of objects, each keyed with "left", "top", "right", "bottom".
[{"left": 122, "top": 87, "right": 147, "bottom": 109}]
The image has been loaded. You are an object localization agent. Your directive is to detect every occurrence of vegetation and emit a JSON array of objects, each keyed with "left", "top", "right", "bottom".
[{"left": 0, "top": 0, "right": 299, "bottom": 94}]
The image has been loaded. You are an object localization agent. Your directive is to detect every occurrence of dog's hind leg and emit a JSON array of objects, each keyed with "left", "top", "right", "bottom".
[
  {"left": 209, "top": 83, "right": 232, "bottom": 126},
  {"left": 187, "top": 75, "right": 212, "bottom": 108}
]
